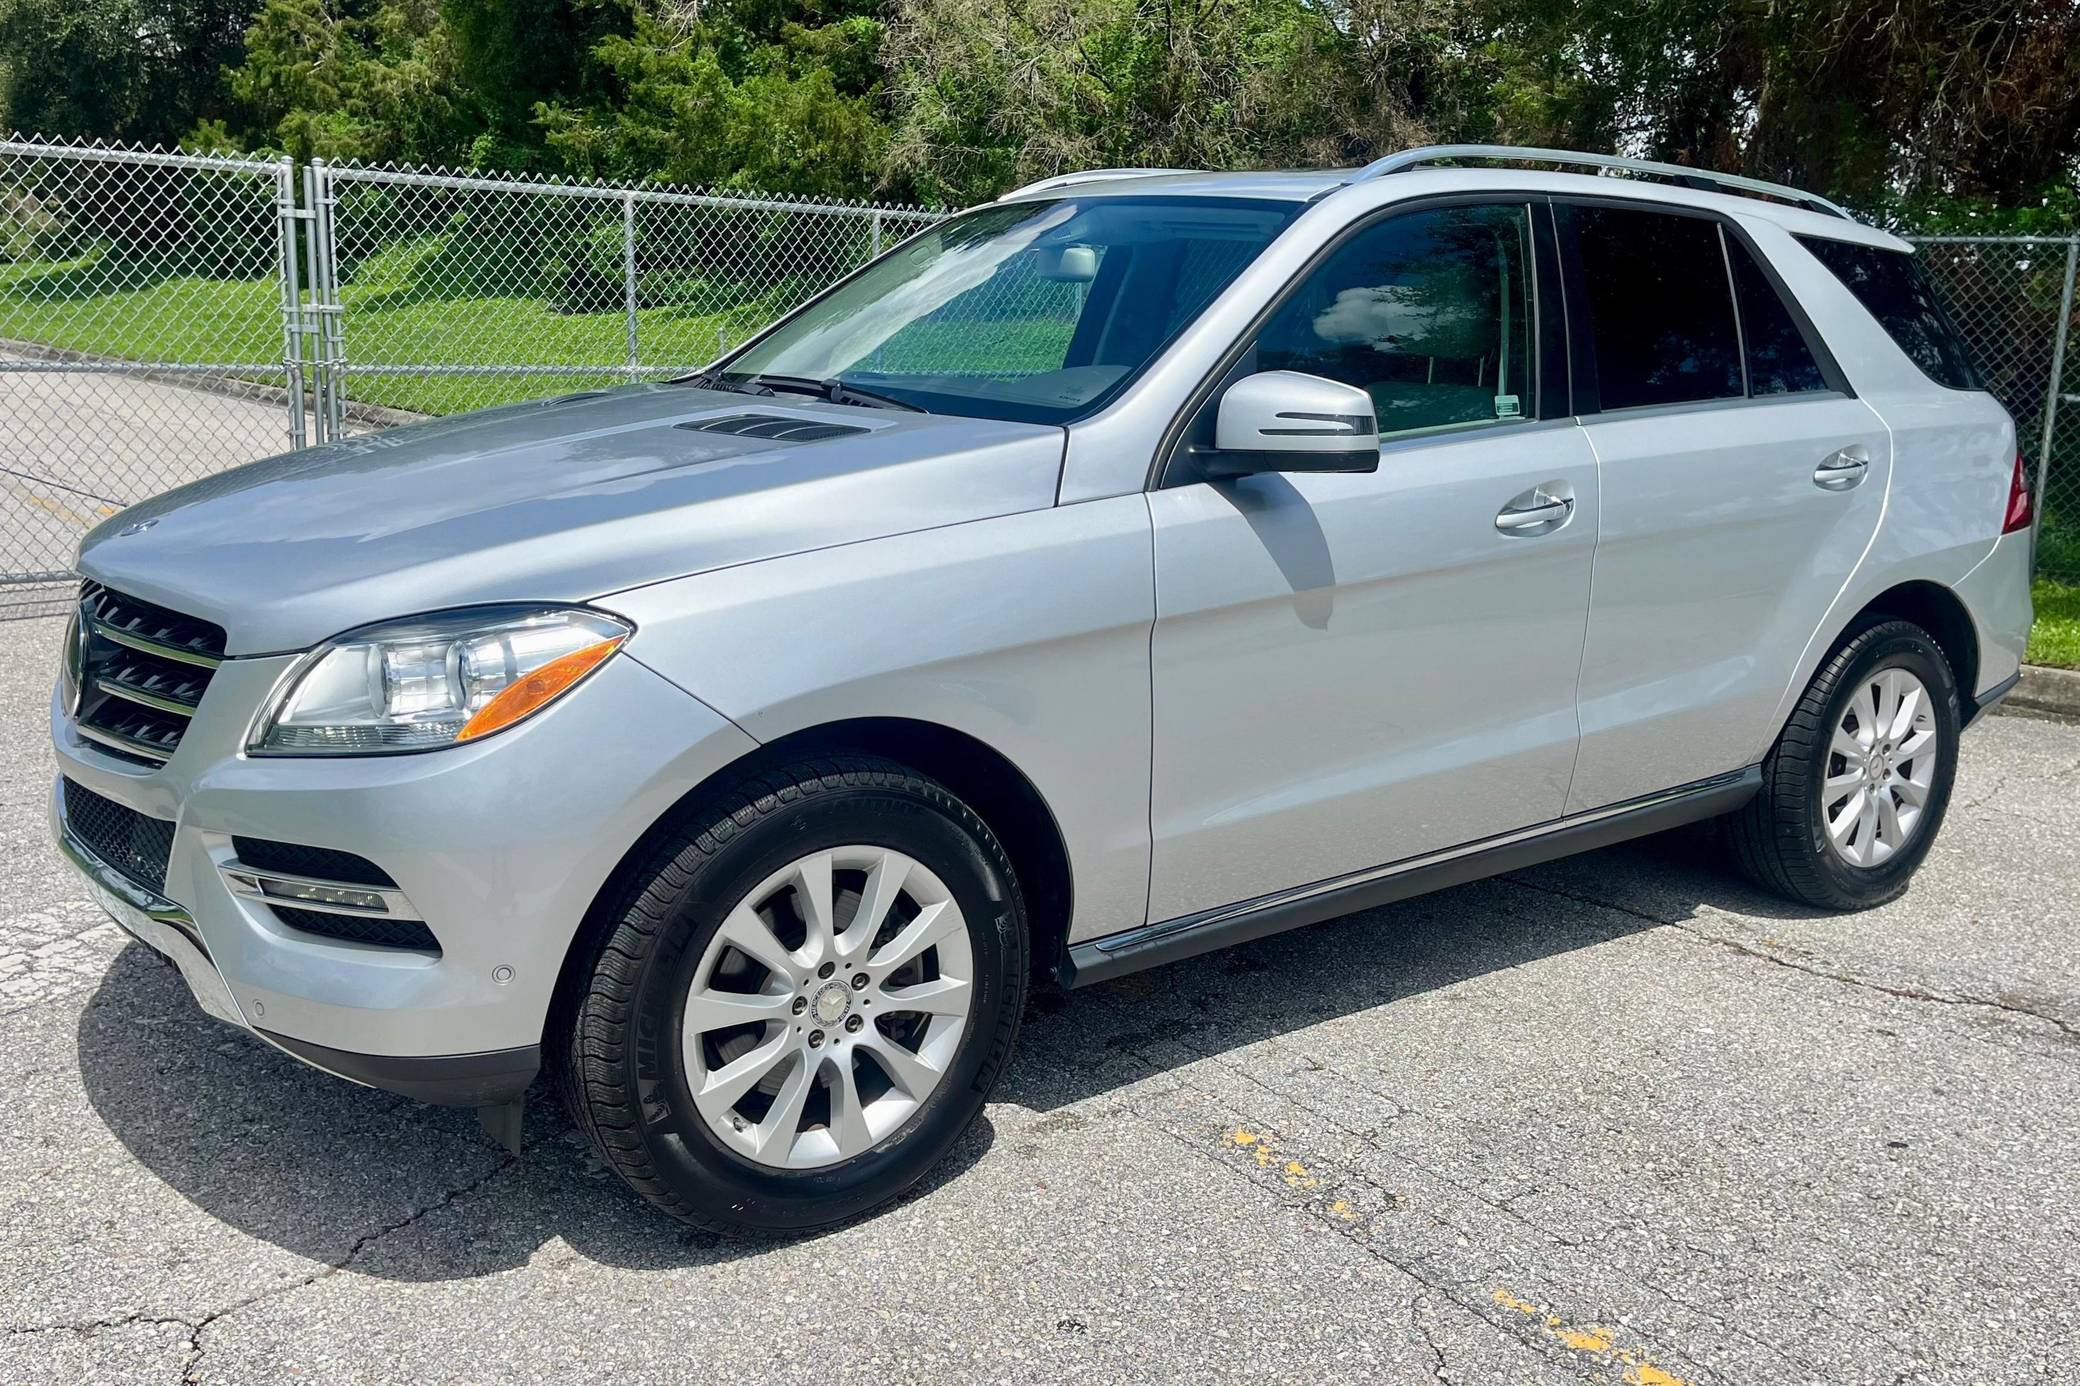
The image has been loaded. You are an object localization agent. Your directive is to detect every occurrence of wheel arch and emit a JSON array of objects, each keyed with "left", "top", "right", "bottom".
[
  {"left": 550, "top": 717, "right": 1077, "bottom": 1030},
  {"left": 1842, "top": 579, "right": 1979, "bottom": 700}
]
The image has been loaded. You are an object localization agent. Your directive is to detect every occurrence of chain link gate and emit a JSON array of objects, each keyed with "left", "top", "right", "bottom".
[
  {"left": 0, "top": 137, "right": 942, "bottom": 613},
  {"left": 0, "top": 137, "right": 313, "bottom": 615}
]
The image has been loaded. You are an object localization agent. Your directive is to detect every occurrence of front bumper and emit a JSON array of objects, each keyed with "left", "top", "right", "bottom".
[{"left": 51, "top": 645, "right": 757, "bottom": 1104}]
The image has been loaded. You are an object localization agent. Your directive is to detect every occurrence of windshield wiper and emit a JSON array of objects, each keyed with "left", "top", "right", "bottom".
[{"left": 739, "top": 373, "right": 926, "bottom": 414}]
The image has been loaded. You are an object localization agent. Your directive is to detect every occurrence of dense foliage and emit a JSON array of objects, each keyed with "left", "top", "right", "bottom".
[{"left": 0, "top": 0, "right": 2074, "bottom": 221}]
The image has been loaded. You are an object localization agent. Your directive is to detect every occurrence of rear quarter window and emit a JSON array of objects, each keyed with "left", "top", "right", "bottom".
[{"left": 1796, "top": 237, "right": 1983, "bottom": 391}]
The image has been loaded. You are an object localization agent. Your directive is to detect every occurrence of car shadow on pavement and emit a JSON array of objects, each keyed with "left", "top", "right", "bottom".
[{"left": 73, "top": 827, "right": 1819, "bottom": 1281}]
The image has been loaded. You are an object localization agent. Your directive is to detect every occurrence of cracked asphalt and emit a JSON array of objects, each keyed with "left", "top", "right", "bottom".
[{"left": 3, "top": 609, "right": 2076, "bottom": 1385}]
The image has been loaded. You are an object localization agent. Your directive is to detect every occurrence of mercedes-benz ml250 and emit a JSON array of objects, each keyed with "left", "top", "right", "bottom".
[{"left": 53, "top": 147, "right": 2034, "bottom": 1232}]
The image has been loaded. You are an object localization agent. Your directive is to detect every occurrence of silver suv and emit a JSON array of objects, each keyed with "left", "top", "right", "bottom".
[{"left": 52, "top": 147, "right": 2035, "bottom": 1233}]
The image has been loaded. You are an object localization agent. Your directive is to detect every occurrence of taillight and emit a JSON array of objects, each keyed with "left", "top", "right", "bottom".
[{"left": 2002, "top": 450, "right": 2033, "bottom": 535}]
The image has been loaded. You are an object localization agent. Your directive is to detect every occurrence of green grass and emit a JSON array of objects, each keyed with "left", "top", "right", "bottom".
[
  {"left": 2029, "top": 575, "right": 2080, "bottom": 669},
  {"left": 0, "top": 238, "right": 1087, "bottom": 417},
  {"left": 0, "top": 238, "right": 774, "bottom": 416}
]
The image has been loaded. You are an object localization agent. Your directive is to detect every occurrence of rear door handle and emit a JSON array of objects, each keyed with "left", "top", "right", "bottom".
[
  {"left": 1496, "top": 483, "right": 1575, "bottom": 535},
  {"left": 1814, "top": 446, "right": 1870, "bottom": 491}
]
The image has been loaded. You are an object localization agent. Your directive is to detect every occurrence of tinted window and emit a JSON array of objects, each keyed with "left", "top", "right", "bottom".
[
  {"left": 1797, "top": 237, "right": 1982, "bottom": 391},
  {"left": 1571, "top": 206, "right": 1743, "bottom": 410},
  {"left": 1726, "top": 237, "right": 1829, "bottom": 395},
  {"left": 1256, "top": 203, "right": 1535, "bottom": 438}
]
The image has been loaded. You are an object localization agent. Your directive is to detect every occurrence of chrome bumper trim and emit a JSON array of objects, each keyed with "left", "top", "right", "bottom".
[{"left": 221, "top": 862, "right": 423, "bottom": 920}]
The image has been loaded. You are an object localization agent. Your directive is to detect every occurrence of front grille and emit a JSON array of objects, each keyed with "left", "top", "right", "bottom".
[
  {"left": 70, "top": 582, "right": 226, "bottom": 767},
  {"left": 268, "top": 905, "right": 439, "bottom": 952},
  {"left": 231, "top": 836, "right": 397, "bottom": 888},
  {"left": 62, "top": 777, "right": 174, "bottom": 895}
]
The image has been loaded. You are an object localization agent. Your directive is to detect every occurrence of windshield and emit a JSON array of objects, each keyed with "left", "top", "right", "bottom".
[{"left": 709, "top": 196, "right": 1302, "bottom": 424}]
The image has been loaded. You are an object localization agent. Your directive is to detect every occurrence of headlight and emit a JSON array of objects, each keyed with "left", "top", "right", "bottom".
[{"left": 250, "top": 606, "right": 631, "bottom": 756}]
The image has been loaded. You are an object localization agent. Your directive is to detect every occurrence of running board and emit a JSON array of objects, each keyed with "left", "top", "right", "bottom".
[{"left": 1061, "top": 767, "right": 1762, "bottom": 987}]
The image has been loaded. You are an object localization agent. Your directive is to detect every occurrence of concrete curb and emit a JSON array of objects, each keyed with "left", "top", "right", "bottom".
[{"left": 2002, "top": 663, "right": 2080, "bottom": 721}]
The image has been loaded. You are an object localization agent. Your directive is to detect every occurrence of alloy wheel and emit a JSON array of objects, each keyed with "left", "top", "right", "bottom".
[
  {"left": 681, "top": 846, "right": 974, "bottom": 1169},
  {"left": 1822, "top": 666, "right": 1939, "bottom": 868}
]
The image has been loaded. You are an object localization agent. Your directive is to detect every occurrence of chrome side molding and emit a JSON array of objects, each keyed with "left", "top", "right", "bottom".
[{"left": 1061, "top": 767, "right": 1762, "bottom": 987}]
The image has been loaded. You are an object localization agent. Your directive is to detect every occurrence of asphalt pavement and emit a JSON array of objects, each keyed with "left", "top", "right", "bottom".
[{"left": 2, "top": 611, "right": 2075, "bottom": 1384}]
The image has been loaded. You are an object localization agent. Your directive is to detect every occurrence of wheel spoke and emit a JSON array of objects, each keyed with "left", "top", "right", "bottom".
[
  {"left": 794, "top": 851, "right": 836, "bottom": 961},
  {"left": 869, "top": 899, "right": 962, "bottom": 973},
  {"left": 1824, "top": 770, "right": 1864, "bottom": 796},
  {"left": 838, "top": 850, "right": 911, "bottom": 963},
  {"left": 1888, "top": 684, "right": 1924, "bottom": 741},
  {"left": 1831, "top": 728, "right": 1868, "bottom": 769},
  {"left": 1863, "top": 794, "right": 1896, "bottom": 857},
  {"left": 827, "top": 1055, "right": 874, "bottom": 1157},
  {"left": 684, "top": 988, "right": 791, "bottom": 1035},
  {"left": 879, "top": 975, "right": 971, "bottom": 1017},
  {"left": 1875, "top": 670, "right": 1903, "bottom": 738},
  {"left": 717, "top": 904, "right": 805, "bottom": 986},
  {"left": 694, "top": 1029, "right": 791, "bottom": 1115},
  {"left": 1896, "top": 727, "right": 1935, "bottom": 760},
  {"left": 753, "top": 1053, "right": 815, "bottom": 1162},
  {"left": 1893, "top": 773, "right": 1930, "bottom": 807},
  {"left": 860, "top": 1030, "right": 943, "bottom": 1098},
  {"left": 1875, "top": 790, "right": 1904, "bottom": 849},
  {"left": 1827, "top": 788, "right": 1866, "bottom": 845},
  {"left": 1853, "top": 681, "right": 1882, "bottom": 745}
]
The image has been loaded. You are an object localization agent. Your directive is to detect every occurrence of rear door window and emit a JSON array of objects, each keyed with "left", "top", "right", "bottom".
[
  {"left": 1568, "top": 205, "right": 1744, "bottom": 411},
  {"left": 1725, "top": 237, "right": 1830, "bottom": 395},
  {"left": 1796, "top": 237, "right": 1983, "bottom": 391}
]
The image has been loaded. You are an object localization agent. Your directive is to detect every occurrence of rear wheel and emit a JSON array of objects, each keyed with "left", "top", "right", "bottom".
[
  {"left": 1727, "top": 620, "right": 1961, "bottom": 910},
  {"left": 557, "top": 756, "right": 1026, "bottom": 1234}
]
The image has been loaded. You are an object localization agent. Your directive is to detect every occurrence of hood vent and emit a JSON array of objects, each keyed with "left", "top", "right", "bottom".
[{"left": 676, "top": 413, "right": 868, "bottom": 443}]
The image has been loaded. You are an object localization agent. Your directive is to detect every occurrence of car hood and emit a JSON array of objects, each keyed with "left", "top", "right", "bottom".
[{"left": 76, "top": 385, "right": 1066, "bottom": 654}]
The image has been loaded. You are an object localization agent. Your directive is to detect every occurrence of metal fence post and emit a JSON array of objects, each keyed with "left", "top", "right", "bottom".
[
  {"left": 871, "top": 210, "right": 883, "bottom": 258},
  {"left": 622, "top": 191, "right": 640, "bottom": 380},
  {"left": 2036, "top": 239, "right": 2078, "bottom": 554},
  {"left": 309, "top": 160, "right": 346, "bottom": 442},
  {"left": 274, "top": 156, "right": 308, "bottom": 453}
]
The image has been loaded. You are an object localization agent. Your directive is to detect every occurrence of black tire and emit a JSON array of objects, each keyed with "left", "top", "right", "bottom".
[
  {"left": 555, "top": 755, "right": 1027, "bottom": 1234},
  {"left": 1726, "top": 620, "right": 1962, "bottom": 910}
]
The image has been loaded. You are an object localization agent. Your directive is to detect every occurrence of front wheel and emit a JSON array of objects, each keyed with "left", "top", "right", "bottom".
[
  {"left": 557, "top": 756, "right": 1026, "bottom": 1234},
  {"left": 1726, "top": 619, "right": 1962, "bottom": 910}
]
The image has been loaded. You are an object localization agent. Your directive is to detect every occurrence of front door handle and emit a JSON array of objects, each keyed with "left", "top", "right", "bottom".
[
  {"left": 1815, "top": 446, "right": 1870, "bottom": 491},
  {"left": 1496, "top": 483, "right": 1575, "bottom": 535}
]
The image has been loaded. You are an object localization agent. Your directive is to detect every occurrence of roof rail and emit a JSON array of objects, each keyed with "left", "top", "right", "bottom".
[
  {"left": 1347, "top": 145, "right": 1852, "bottom": 221},
  {"left": 1000, "top": 168, "right": 1202, "bottom": 200}
]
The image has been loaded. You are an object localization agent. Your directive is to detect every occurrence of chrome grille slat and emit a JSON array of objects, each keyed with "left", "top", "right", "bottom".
[
  {"left": 87, "top": 616, "right": 223, "bottom": 669},
  {"left": 68, "top": 583, "right": 226, "bottom": 767},
  {"left": 73, "top": 721, "right": 174, "bottom": 764},
  {"left": 95, "top": 674, "right": 202, "bottom": 716}
]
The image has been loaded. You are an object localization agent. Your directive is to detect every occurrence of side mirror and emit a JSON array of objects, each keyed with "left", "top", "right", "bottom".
[{"left": 1205, "top": 371, "right": 1380, "bottom": 478}]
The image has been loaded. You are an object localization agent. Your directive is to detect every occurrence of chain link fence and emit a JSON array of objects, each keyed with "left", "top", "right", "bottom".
[
  {"left": 0, "top": 138, "right": 309, "bottom": 614},
  {"left": 3, "top": 133, "right": 2077, "bottom": 613},
  {"left": 0, "top": 135, "right": 941, "bottom": 613},
  {"left": 1911, "top": 237, "right": 2080, "bottom": 584}
]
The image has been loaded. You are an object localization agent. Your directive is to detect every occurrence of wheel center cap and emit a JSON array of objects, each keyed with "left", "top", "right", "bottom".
[{"left": 811, "top": 982, "right": 851, "bottom": 1026}]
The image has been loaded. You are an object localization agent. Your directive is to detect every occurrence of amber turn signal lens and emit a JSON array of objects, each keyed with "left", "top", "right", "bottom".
[{"left": 456, "top": 636, "right": 625, "bottom": 742}]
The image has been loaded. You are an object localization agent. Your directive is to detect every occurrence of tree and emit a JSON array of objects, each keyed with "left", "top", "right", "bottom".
[
  {"left": 881, "top": 0, "right": 1461, "bottom": 207},
  {"left": 0, "top": 0, "right": 253, "bottom": 146},
  {"left": 537, "top": 8, "right": 888, "bottom": 196},
  {"left": 221, "top": 0, "right": 466, "bottom": 163}
]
